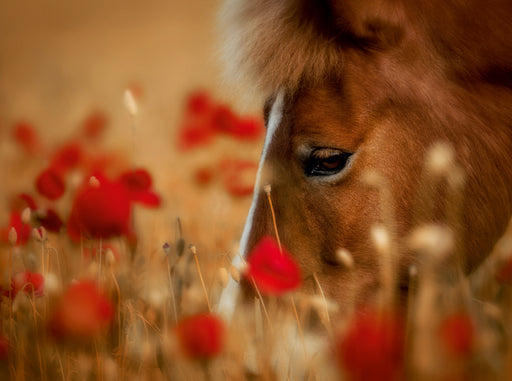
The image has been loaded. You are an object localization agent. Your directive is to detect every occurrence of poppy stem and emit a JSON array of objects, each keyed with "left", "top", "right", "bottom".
[
  {"left": 290, "top": 297, "right": 307, "bottom": 359},
  {"left": 109, "top": 262, "right": 122, "bottom": 345},
  {"left": 54, "top": 342, "right": 65, "bottom": 381},
  {"left": 166, "top": 256, "right": 178, "bottom": 323},
  {"left": 15, "top": 334, "right": 24, "bottom": 381},
  {"left": 235, "top": 251, "right": 273, "bottom": 333},
  {"left": 29, "top": 293, "right": 46, "bottom": 381},
  {"left": 313, "top": 272, "right": 333, "bottom": 337},
  {"left": 254, "top": 297, "right": 264, "bottom": 339},
  {"left": 264, "top": 185, "right": 282, "bottom": 253},
  {"left": 48, "top": 246, "right": 63, "bottom": 291},
  {"left": 363, "top": 171, "right": 397, "bottom": 310},
  {"left": 250, "top": 277, "right": 273, "bottom": 334},
  {"left": 94, "top": 340, "right": 102, "bottom": 381},
  {"left": 45, "top": 244, "right": 51, "bottom": 278},
  {"left": 40, "top": 232, "right": 46, "bottom": 276},
  {"left": 191, "top": 245, "right": 212, "bottom": 312}
]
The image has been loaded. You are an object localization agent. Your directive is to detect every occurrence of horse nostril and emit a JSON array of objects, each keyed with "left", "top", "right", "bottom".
[
  {"left": 321, "top": 254, "right": 344, "bottom": 267},
  {"left": 397, "top": 283, "right": 411, "bottom": 306},
  {"left": 320, "top": 248, "right": 354, "bottom": 268}
]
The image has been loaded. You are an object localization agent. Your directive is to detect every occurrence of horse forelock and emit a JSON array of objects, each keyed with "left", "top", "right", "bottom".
[
  {"left": 219, "top": 0, "right": 512, "bottom": 97},
  {"left": 218, "top": 0, "right": 343, "bottom": 95}
]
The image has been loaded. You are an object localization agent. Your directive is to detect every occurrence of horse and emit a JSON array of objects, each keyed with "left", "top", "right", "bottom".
[{"left": 217, "top": 0, "right": 512, "bottom": 318}]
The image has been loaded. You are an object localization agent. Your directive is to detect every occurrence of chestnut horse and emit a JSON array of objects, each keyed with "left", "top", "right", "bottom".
[{"left": 218, "top": 0, "right": 512, "bottom": 317}]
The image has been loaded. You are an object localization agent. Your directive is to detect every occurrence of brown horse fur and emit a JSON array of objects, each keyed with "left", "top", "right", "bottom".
[{"left": 218, "top": 0, "right": 512, "bottom": 309}]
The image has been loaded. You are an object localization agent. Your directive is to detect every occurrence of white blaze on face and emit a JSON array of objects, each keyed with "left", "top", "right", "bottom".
[{"left": 217, "top": 91, "right": 285, "bottom": 320}]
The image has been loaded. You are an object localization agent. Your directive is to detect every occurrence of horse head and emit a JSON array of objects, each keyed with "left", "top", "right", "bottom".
[{"left": 218, "top": 0, "right": 512, "bottom": 316}]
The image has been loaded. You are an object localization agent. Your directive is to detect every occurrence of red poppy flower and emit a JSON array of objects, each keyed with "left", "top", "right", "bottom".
[
  {"left": 11, "top": 271, "right": 45, "bottom": 298},
  {"left": 245, "top": 236, "right": 302, "bottom": 296},
  {"left": 194, "top": 166, "right": 215, "bottom": 185},
  {"left": 336, "top": 307, "right": 405, "bottom": 381},
  {"left": 10, "top": 193, "right": 37, "bottom": 211},
  {"left": 118, "top": 169, "right": 161, "bottom": 206},
  {"left": 129, "top": 189, "right": 161, "bottom": 207},
  {"left": 211, "top": 105, "right": 263, "bottom": 140},
  {"left": 177, "top": 91, "right": 264, "bottom": 150},
  {"left": 1, "top": 211, "right": 32, "bottom": 246},
  {"left": 119, "top": 168, "right": 152, "bottom": 191},
  {"left": 50, "top": 142, "right": 83, "bottom": 174},
  {"left": 219, "top": 159, "right": 258, "bottom": 197},
  {"left": 119, "top": 169, "right": 161, "bottom": 206},
  {"left": 36, "top": 167, "right": 66, "bottom": 200},
  {"left": 12, "top": 121, "right": 41, "bottom": 155},
  {"left": 186, "top": 90, "right": 213, "bottom": 116},
  {"left": 177, "top": 122, "right": 215, "bottom": 151},
  {"left": 211, "top": 104, "right": 237, "bottom": 134},
  {"left": 81, "top": 111, "right": 108, "bottom": 141},
  {"left": 49, "top": 280, "right": 114, "bottom": 340},
  {"left": 229, "top": 116, "right": 264, "bottom": 141},
  {"left": 82, "top": 152, "right": 125, "bottom": 176},
  {"left": 439, "top": 312, "right": 474, "bottom": 357},
  {"left": 67, "top": 171, "right": 161, "bottom": 242},
  {"left": 67, "top": 176, "right": 133, "bottom": 241},
  {"left": 38, "top": 208, "right": 64, "bottom": 233},
  {"left": 175, "top": 313, "right": 225, "bottom": 360}
]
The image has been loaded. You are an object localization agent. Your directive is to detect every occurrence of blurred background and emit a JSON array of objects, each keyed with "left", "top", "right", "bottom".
[{"left": 0, "top": 0, "right": 263, "bottom": 258}]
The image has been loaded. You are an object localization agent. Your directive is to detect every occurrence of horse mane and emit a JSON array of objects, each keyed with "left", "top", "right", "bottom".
[
  {"left": 219, "top": 0, "right": 512, "bottom": 96},
  {"left": 218, "top": 0, "right": 343, "bottom": 95}
]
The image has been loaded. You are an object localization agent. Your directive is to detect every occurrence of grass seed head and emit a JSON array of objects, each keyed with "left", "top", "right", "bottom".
[
  {"left": 44, "top": 272, "right": 62, "bottom": 296},
  {"left": 335, "top": 248, "right": 354, "bottom": 269},
  {"left": 106, "top": 248, "right": 116, "bottom": 265},
  {"left": 89, "top": 175, "right": 101, "bottom": 188},
  {"left": 124, "top": 89, "right": 139, "bottom": 116},
  {"left": 408, "top": 224, "right": 454, "bottom": 260},
  {"left": 219, "top": 267, "right": 230, "bottom": 288},
  {"left": 425, "top": 142, "right": 455, "bottom": 176},
  {"left": 371, "top": 224, "right": 391, "bottom": 254},
  {"left": 8, "top": 227, "right": 18, "bottom": 246},
  {"left": 32, "top": 227, "right": 44, "bottom": 242},
  {"left": 21, "top": 207, "right": 31, "bottom": 225},
  {"left": 230, "top": 265, "right": 242, "bottom": 283}
]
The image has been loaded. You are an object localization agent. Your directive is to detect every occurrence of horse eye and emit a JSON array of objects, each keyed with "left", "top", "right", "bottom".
[{"left": 304, "top": 148, "right": 352, "bottom": 177}]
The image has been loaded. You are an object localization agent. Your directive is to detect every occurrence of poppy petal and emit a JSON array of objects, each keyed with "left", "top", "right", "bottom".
[
  {"left": 245, "top": 236, "right": 302, "bottom": 296},
  {"left": 119, "top": 168, "right": 153, "bottom": 192},
  {"left": 36, "top": 168, "right": 66, "bottom": 201},
  {"left": 336, "top": 307, "right": 405, "bottom": 381},
  {"left": 175, "top": 313, "right": 225, "bottom": 359},
  {"left": 49, "top": 280, "right": 114, "bottom": 340}
]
